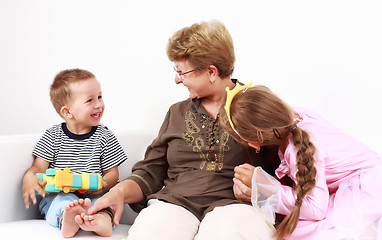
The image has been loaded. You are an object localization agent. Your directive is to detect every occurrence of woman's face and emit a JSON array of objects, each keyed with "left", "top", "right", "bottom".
[{"left": 173, "top": 59, "right": 210, "bottom": 99}]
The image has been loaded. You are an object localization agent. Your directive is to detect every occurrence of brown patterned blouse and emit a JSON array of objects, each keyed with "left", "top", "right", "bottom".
[{"left": 127, "top": 97, "right": 279, "bottom": 220}]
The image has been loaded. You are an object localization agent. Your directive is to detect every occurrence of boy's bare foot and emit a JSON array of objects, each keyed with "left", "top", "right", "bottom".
[
  {"left": 75, "top": 211, "right": 113, "bottom": 237},
  {"left": 61, "top": 198, "right": 91, "bottom": 238}
]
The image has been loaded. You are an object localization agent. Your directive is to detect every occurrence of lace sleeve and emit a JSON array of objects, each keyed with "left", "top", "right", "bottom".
[{"left": 251, "top": 167, "right": 281, "bottom": 225}]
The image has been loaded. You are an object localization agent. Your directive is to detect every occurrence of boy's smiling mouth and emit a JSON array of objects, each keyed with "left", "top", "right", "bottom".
[{"left": 91, "top": 112, "right": 102, "bottom": 119}]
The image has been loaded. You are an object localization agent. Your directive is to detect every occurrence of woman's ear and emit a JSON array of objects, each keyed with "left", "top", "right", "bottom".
[
  {"left": 248, "top": 142, "right": 261, "bottom": 152},
  {"left": 207, "top": 65, "right": 218, "bottom": 83}
]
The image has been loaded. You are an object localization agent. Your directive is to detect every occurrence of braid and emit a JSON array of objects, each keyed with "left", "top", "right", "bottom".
[{"left": 276, "top": 127, "right": 317, "bottom": 239}]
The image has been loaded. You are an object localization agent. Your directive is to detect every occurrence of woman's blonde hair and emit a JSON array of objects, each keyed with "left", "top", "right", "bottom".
[
  {"left": 166, "top": 20, "right": 235, "bottom": 78},
  {"left": 50, "top": 68, "right": 95, "bottom": 116},
  {"left": 219, "top": 85, "right": 317, "bottom": 239}
]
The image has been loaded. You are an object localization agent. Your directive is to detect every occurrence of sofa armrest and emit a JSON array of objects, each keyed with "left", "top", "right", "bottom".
[
  {"left": 0, "top": 130, "right": 156, "bottom": 225},
  {"left": 0, "top": 134, "right": 42, "bottom": 223}
]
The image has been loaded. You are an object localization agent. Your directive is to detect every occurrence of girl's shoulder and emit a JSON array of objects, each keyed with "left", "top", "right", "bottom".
[
  {"left": 293, "top": 106, "right": 321, "bottom": 118},
  {"left": 293, "top": 106, "right": 332, "bottom": 127}
]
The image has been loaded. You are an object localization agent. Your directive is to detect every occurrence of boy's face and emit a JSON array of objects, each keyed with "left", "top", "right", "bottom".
[{"left": 63, "top": 77, "right": 105, "bottom": 131}]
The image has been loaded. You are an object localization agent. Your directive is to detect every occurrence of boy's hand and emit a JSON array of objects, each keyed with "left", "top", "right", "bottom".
[
  {"left": 22, "top": 157, "right": 49, "bottom": 209},
  {"left": 22, "top": 172, "right": 46, "bottom": 209},
  {"left": 85, "top": 178, "right": 107, "bottom": 196}
]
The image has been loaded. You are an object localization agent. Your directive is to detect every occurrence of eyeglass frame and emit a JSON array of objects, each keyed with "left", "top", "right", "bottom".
[{"left": 173, "top": 67, "right": 197, "bottom": 80}]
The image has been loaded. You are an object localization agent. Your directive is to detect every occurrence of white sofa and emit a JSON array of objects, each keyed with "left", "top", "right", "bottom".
[{"left": 0, "top": 130, "right": 156, "bottom": 239}]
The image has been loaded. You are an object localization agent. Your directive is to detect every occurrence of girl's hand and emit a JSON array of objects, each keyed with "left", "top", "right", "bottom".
[{"left": 234, "top": 163, "right": 255, "bottom": 188}]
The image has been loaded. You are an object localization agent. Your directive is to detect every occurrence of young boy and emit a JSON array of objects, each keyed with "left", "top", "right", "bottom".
[{"left": 22, "top": 69, "right": 127, "bottom": 238}]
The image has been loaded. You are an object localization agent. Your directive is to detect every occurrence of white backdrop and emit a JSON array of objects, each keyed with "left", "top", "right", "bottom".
[{"left": 1, "top": 0, "right": 381, "bottom": 155}]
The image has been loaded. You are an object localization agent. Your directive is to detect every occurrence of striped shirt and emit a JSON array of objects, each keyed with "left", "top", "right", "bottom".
[{"left": 32, "top": 123, "right": 127, "bottom": 176}]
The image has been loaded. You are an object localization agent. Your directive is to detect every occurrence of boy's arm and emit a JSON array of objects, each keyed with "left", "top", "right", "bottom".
[
  {"left": 22, "top": 157, "right": 50, "bottom": 209},
  {"left": 87, "top": 166, "right": 119, "bottom": 196},
  {"left": 101, "top": 166, "right": 119, "bottom": 193}
]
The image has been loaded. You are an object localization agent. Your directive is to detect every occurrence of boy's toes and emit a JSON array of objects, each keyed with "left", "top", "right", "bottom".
[
  {"left": 74, "top": 214, "right": 84, "bottom": 225},
  {"left": 83, "top": 198, "right": 91, "bottom": 209}
]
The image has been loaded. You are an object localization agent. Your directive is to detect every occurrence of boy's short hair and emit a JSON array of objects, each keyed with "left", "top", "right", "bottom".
[
  {"left": 50, "top": 68, "right": 95, "bottom": 115},
  {"left": 166, "top": 20, "right": 235, "bottom": 78}
]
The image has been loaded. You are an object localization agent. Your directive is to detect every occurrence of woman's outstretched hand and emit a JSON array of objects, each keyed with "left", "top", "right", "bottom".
[
  {"left": 87, "top": 188, "right": 125, "bottom": 226},
  {"left": 87, "top": 179, "right": 144, "bottom": 226}
]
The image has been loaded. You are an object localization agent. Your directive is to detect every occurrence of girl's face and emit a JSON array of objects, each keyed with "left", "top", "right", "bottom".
[
  {"left": 173, "top": 59, "right": 211, "bottom": 99},
  {"left": 64, "top": 77, "right": 105, "bottom": 133}
]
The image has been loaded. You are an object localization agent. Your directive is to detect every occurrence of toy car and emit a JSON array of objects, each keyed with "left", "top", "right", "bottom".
[{"left": 35, "top": 167, "right": 102, "bottom": 194}]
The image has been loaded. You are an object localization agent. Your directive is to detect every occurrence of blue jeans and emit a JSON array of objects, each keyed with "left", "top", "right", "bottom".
[{"left": 39, "top": 193, "right": 102, "bottom": 229}]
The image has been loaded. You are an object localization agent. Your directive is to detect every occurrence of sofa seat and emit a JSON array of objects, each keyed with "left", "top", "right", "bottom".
[{"left": 0, "top": 220, "right": 131, "bottom": 239}]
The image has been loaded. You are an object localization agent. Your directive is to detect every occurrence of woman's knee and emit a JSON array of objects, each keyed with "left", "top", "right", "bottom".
[
  {"left": 127, "top": 200, "right": 199, "bottom": 240},
  {"left": 196, "top": 204, "right": 275, "bottom": 240}
]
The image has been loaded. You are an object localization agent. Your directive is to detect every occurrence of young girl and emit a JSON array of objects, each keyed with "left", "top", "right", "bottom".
[{"left": 220, "top": 83, "right": 382, "bottom": 240}]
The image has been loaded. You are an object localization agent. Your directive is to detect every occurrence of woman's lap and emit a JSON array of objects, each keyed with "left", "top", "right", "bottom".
[{"left": 127, "top": 199, "right": 275, "bottom": 240}]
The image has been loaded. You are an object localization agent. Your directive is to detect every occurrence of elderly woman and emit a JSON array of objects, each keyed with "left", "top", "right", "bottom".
[{"left": 88, "top": 20, "right": 278, "bottom": 240}]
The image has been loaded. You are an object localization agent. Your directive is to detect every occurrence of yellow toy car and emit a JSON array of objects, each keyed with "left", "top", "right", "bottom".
[{"left": 35, "top": 167, "right": 102, "bottom": 194}]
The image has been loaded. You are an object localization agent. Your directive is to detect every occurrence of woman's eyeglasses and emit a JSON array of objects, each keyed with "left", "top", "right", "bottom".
[{"left": 173, "top": 67, "right": 196, "bottom": 80}]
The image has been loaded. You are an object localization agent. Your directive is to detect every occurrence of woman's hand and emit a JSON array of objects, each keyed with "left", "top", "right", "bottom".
[
  {"left": 87, "top": 186, "right": 125, "bottom": 226},
  {"left": 233, "top": 177, "right": 252, "bottom": 203},
  {"left": 232, "top": 163, "right": 255, "bottom": 203},
  {"left": 87, "top": 179, "right": 144, "bottom": 226}
]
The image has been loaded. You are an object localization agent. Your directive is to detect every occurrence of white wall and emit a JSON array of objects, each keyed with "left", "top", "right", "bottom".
[{"left": 1, "top": 0, "right": 381, "bottom": 155}]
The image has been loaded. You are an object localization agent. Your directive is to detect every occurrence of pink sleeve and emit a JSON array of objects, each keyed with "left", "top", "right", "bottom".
[{"left": 276, "top": 146, "right": 329, "bottom": 220}]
